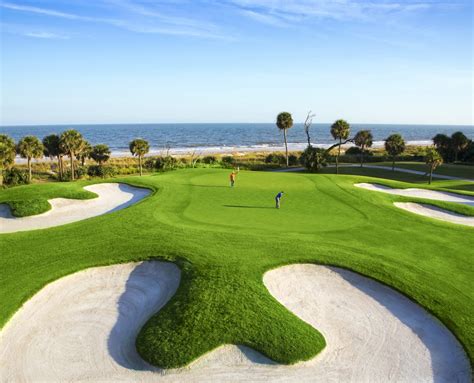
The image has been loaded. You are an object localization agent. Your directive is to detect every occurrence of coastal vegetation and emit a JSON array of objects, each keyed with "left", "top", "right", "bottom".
[
  {"left": 425, "top": 147, "right": 444, "bottom": 184},
  {"left": 59, "top": 130, "right": 85, "bottom": 181},
  {"left": 129, "top": 138, "right": 150, "bottom": 176},
  {"left": 0, "top": 134, "right": 16, "bottom": 186},
  {"left": 276, "top": 112, "right": 294, "bottom": 167},
  {"left": 330, "top": 119, "right": 351, "bottom": 174},
  {"left": 385, "top": 134, "right": 406, "bottom": 171},
  {"left": 354, "top": 130, "right": 374, "bottom": 167},
  {"left": 0, "top": 124, "right": 472, "bottom": 187},
  {"left": 16, "top": 136, "right": 44, "bottom": 182}
]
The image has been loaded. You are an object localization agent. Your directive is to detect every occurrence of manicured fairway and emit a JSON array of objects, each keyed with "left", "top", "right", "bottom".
[{"left": 0, "top": 168, "right": 473, "bottom": 368}]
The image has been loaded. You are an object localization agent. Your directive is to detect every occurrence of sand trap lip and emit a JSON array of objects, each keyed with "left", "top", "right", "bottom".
[
  {"left": 395, "top": 202, "right": 474, "bottom": 227},
  {"left": 0, "top": 262, "right": 469, "bottom": 382},
  {"left": 355, "top": 182, "right": 474, "bottom": 226},
  {"left": 0, "top": 183, "right": 151, "bottom": 233},
  {"left": 355, "top": 183, "right": 474, "bottom": 205}
]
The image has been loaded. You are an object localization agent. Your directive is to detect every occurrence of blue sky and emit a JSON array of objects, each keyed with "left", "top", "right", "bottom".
[{"left": 1, "top": 0, "right": 472, "bottom": 125}]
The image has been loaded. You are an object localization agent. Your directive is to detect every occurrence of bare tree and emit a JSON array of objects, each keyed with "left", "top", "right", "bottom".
[
  {"left": 188, "top": 150, "right": 201, "bottom": 168},
  {"left": 303, "top": 111, "right": 316, "bottom": 147}
]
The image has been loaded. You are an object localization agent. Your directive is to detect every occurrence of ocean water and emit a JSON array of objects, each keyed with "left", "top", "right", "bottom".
[{"left": 1, "top": 123, "right": 473, "bottom": 156}]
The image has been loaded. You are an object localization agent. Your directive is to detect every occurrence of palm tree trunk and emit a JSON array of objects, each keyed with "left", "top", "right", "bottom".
[
  {"left": 59, "top": 156, "right": 63, "bottom": 180},
  {"left": 429, "top": 166, "right": 433, "bottom": 184},
  {"left": 336, "top": 138, "right": 341, "bottom": 174},
  {"left": 70, "top": 152, "right": 75, "bottom": 180},
  {"left": 360, "top": 145, "right": 364, "bottom": 168},
  {"left": 139, "top": 156, "right": 143, "bottom": 176},
  {"left": 283, "top": 129, "right": 289, "bottom": 167},
  {"left": 392, "top": 157, "right": 395, "bottom": 171},
  {"left": 28, "top": 157, "right": 32, "bottom": 182}
]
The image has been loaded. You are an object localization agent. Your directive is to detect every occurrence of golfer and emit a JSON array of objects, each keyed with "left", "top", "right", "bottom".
[
  {"left": 275, "top": 191, "right": 284, "bottom": 209},
  {"left": 230, "top": 171, "right": 236, "bottom": 187}
]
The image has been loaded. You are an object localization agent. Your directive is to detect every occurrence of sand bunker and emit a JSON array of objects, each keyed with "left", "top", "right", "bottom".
[
  {"left": 0, "top": 183, "right": 150, "bottom": 233},
  {"left": 395, "top": 202, "right": 474, "bottom": 227},
  {"left": 0, "top": 262, "right": 469, "bottom": 382},
  {"left": 355, "top": 183, "right": 474, "bottom": 226}
]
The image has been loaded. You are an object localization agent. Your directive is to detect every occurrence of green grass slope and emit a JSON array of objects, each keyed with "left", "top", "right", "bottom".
[
  {"left": 0, "top": 168, "right": 473, "bottom": 368},
  {"left": 0, "top": 182, "right": 97, "bottom": 217}
]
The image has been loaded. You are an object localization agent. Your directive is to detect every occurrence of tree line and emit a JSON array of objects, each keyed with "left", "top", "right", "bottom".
[
  {"left": 275, "top": 111, "right": 472, "bottom": 183},
  {"left": 0, "top": 121, "right": 472, "bottom": 186},
  {"left": 0, "top": 129, "right": 152, "bottom": 185}
]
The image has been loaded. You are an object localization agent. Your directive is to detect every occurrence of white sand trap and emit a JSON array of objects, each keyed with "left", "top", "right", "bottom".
[
  {"left": 355, "top": 182, "right": 474, "bottom": 226},
  {"left": 0, "top": 183, "right": 150, "bottom": 233},
  {"left": 395, "top": 202, "right": 474, "bottom": 227},
  {"left": 0, "top": 262, "right": 470, "bottom": 382}
]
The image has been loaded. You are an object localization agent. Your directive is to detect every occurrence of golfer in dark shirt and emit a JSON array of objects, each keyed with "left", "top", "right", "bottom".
[{"left": 275, "top": 191, "right": 284, "bottom": 209}]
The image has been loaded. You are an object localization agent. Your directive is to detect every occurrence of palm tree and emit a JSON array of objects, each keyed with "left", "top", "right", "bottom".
[
  {"left": 451, "top": 131, "right": 469, "bottom": 162},
  {"left": 330, "top": 119, "right": 350, "bottom": 174},
  {"left": 129, "top": 138, "right": 150, "bottom": 176},
  {"left": 276, "top": 112, "right": 294, "bottom": 167},
  {"left": 42, "top": 134, "right": 64, "bottom": 178},
  {"left": 0, "top": 134, "right": 16, "bottom": 186},
  {"left": 354, "top": 130, "right": 373, "bottom": 168},
  {"left": 432, "top": 133, "right": 450, "bottom": 149},
  {"left": 384, "top": 134, "right": 405, "bottom": 171},
  {"left": 425, "top": 147, "right": 443, "bottom": 184},
  {"left": 432, "top": 133, "right": 451, "bottom": 162},
  {"left": 78, "top": 139, "right": 92, "bottom": 166},
  {"left": 91, "top": 144, "right": 111, "bottom": 165},
  {"left": 17, "top": 136, "right": 44, "bottom": 182},
  {"left": 60, "top": 129, "right": 84, "bottom": 181}
]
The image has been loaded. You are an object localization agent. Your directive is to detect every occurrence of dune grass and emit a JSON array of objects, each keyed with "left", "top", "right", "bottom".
[{"left": 0, "top": 168, "right": 473, "bottom": 368}]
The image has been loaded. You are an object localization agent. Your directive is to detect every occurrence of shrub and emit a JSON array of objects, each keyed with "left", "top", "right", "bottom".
[
  {"left": 345, "top": 146, "right": 362, "bottom": 155},
  {"left": 300, "top": 147, "right": 327, "bottom": 172},
  {"left": 288, "top": 154, "right": 299, "bottom": 166},
  {"left": 3, "top": 167, "right": 29, "bottom": 186},
  {"left": 265, "top": 153, "right": 285, "bottom": 165},
  {"left": 62, "top": 166, "right": 87, "bottom": 181},
  {"left": 345, "top": 147, "right": 373, "bottom": 156},
  {"left": 144, "top": 158, "right": 156, "bottom": 170},
  {"left": 202, "top": 155, "right": 217, "bottom": 164},
  {"left": 87, "top": 165, "right": 117, "bottom": 178},
  {"left": 155, "top": 156, "right": 178, "bottom": 171},
  {"left": 221, "top": 156, "right": 234, "bottom": 166}
]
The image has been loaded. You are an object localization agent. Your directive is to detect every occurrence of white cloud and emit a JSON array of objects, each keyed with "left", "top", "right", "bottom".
[
  {"left": 0, "top": 1, "right": 228, "bottom": 39},
  {"left": 227, "top": 0, "right": 446, "bottom": 23},
  {"left": 23, "top": 31, "right": 69, "bottom": 39},
  {"left": 1, "top": 2, "right": 85, "bottom": 20}
]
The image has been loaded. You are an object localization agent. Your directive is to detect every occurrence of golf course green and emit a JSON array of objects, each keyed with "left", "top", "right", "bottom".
[{"left": 0, "top": 167, "right": 473, "bottom": 368}]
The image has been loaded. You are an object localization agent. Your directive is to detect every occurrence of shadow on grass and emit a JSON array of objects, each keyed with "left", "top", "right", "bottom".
[{"left": 224, "top": 205, "right": 275, "bottom": 209}]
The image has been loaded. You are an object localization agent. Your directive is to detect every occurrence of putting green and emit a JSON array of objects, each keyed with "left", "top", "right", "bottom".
[{"left": 0, "top": 168, "right": 473, "bottom": 368}]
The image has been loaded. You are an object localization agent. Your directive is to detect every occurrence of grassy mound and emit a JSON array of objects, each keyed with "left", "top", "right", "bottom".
[
  {"left": 0, "top": 168, "right": 473, "bottom": 367},
  {"left": 0, "top": 182, "right": 97, "bottom": 217}
]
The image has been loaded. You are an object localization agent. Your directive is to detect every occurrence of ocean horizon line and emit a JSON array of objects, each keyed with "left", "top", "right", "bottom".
[{"left": 2, "top": 122, "right": 474, "bottom": 128}]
